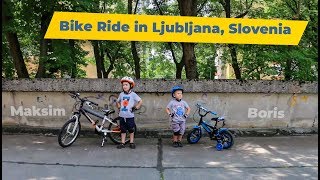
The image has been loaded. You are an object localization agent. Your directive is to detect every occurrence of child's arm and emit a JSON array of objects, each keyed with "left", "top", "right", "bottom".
[
  {"left": 116, "top": 102, "right": 121, "bottom": 109},
  {"left": 186, "top": 106, "right": 191, "bottom": 116},
  {"left": 166, "top": 107, "right": 171, "bottom": 116},
  {"left": 116, "top": 95, "right": 121, "bottom": 110},
  {"left": 135, "top": 100, "right": 143, "bottom": 109},
  {"left": 183, "top": 103, "right": 191, "bottom": 119}
]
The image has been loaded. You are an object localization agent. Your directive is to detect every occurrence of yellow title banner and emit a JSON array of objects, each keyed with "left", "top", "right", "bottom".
[{"left": 45, "top": 12, "right": 308, "bottom": 45}]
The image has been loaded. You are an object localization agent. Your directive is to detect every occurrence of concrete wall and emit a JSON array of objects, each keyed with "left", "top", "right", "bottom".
[{"left": 2, "top": 79, "right": 318, "bottom": 131}]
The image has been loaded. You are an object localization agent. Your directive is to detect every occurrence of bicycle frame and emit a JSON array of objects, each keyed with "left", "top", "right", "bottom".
[
  {"left": 187, "top": 104, "right": 234, "bottom": 150},
  {"left": 59, "top": 92, "right": 130, "bottom": 148},
  {"left": 77, "top": 107, "right": 120, "bottom": 134},
  {"left": 192, "top": 105, "right": 228, "bottom": 138},
  {"left": 69, "top": 92, "right": 120, "bottom": 135},
  {"left": 192, "top": 116, "right": 215, "bottom": 136}
]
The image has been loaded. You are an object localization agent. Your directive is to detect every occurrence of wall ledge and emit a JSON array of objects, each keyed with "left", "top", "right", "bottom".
[{"left": 2, "top": 78, "right": 318, "bottom": 94}]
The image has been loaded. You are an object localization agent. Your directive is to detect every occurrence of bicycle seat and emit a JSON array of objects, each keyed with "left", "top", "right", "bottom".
[
  {"left": 102, "top": 109, "right": 115, "bottom": 115},
  {"left": 211, "top": 117, "right": 219, "bottom": 121},
  {"left": 211, "top": 117, "right": 225, "bottom": 121}
]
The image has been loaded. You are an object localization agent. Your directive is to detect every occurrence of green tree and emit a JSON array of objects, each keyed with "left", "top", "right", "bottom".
[
  {"left": 2, "top": 0, "right": 29, "bottom": 78},
  {"left": 261, "top": 0, "right": 318, "bottom": 81},
  {"left": 3, "top": 0, "right": 91, "bottom": 78},
  {"left": 196, "top": 44, "right": 217, "bottom": 79}
]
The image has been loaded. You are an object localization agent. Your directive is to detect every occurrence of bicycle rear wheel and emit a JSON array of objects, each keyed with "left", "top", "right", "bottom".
[
  {"left": 108, "top": 117, "right": 137, "bottom": 144},
  {"left": 220, "top": 130, "right": 234, "bottom": 149},
  {"left": 58, "top": 117, "right": 81, "bottom": 148}
]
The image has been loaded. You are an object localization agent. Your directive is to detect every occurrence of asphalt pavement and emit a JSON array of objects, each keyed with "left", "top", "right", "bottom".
[{"left": 2, "top": 134, "right": 318, "bottom": 180}]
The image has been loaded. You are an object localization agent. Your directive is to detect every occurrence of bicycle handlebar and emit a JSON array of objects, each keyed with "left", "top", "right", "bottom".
[
  {"left": 69, "top": 92, "right": 99, "bottom": 106},
  {"left": 85, "top": 100, "right": 99, "bottom": 107},
  {"left": 196, "top": 103, "right": 217, "bottom": 115}
]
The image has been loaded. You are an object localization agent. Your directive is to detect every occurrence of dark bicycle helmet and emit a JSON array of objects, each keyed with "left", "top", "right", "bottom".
[{"left": 171, "top": 85, "right": 184, "bottom": 98}]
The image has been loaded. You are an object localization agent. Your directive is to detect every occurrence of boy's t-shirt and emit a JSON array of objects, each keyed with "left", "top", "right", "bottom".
[
  {"left": 117, "top": 91, "right": 141, "bottom": 118},
  {"left": 166, "top": 99, "right": 190, "bottom": 122}
]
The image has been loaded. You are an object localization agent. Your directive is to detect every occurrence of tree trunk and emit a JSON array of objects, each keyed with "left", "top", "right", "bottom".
[
  {"left": 128, "top": 0, "right": 141, "bottom": 79},
  {"left": 284, "top": 58, "right": 293, "bottom": 80},
  {"left": 105, "top": 49, "right": 115, "bottom": 78},
  {"left": 106, "top": 61, "right": 114, "bottom": 78},
  {"left": 176, "top": 63, "right": 184, "bottom": 79},
  {"left": 2, "top": 0, "right": 29, "bottom": 78},
  {"left": 47, "top": 39, "right": 60, "bottom": 77},
  {"left": 36, "top": 12, "right": 52, "bottom": 78},
  {"left": 131, "top": 41, "right": 141, "bottom": 79},
  {"left": 3, "top": 33, "right": 30, "bottom": 78},
  {"left": 92, "top": 41, "right": 103, "bottom": 78},
  {"left": 169, "top": 42, "right": 184, "bottom": 79},
  {"left": 177, "top": 0, "right": 198, "bottom": 79},
  {"left": 220, "top": 0, "right": 242, "bottom": 79},
  {"left": 98, "top": 41, "right": 107, "bottom": 78},
  {"left": 181, "top": 43, "right": 198, "bottom": 79},
  {"left": 69, "top": 40, "right": 77, "bottom": 78},
  {"left": 154, "top": 0, "right": 185, "bottom": 79},
  {"left": 228, "top": 44, "right": 242, "bottom": 79}
]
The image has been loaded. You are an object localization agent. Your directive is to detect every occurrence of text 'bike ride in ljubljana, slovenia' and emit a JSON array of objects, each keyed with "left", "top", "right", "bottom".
[{"left": 60, "top": 20, "right": 291, "bottom": 35}]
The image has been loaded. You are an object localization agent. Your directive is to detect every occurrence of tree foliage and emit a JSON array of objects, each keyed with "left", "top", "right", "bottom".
[{"left": 2, "top": 0, "right": 318, "bottom": 81}]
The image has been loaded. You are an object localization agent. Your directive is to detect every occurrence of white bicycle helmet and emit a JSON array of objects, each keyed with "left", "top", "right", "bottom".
[{"left": 120, "top": 76, "right": 135, "bottom": 88}]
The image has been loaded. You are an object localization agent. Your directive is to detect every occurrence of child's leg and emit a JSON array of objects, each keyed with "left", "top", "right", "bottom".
[
  {"left": 172, "top": 133, "right": 180, "bottom": 147},
  {"left": 129, "top": 133, "right": 134, "bottom": 143},
  {"left": 173, "top": 135, "right": 178, "bottom": 142},
  {"left": 171, "top": 122, "right": 180, "bottom": 147},
  {"left": 121, "top": 133, "right": 126, "bottom": 144},
  {"left": 180, "top": 122, "right": 186, "bottom": 141},
  {"left": 119, "top": 117, "right": 127, "bottom": 144},
  {"left": 171, "top": 122, "right": 180, "bottom": 142},
  {"left": 127, "top": 118, "right": 135, "bottom": 144},
  {"left": 177, "top": 122, "right": 185, "bottom": 146}
]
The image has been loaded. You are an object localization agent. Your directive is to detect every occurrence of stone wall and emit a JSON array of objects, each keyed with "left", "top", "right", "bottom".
[{"left": 2, "top": 79, "right": 318, "bottom": 131}]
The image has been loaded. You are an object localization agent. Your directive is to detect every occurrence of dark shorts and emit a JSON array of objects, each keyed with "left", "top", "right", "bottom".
[{"left": 119, "top": 117, "right": 135, "bottom": 133}]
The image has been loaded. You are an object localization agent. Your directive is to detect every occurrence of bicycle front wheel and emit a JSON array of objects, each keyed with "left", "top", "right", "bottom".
[
  {"left": 187, "top": 128, "right": 202, "bottom": 144},
  {"left": 108, "top": 117, "right": 137, "bottom": 144},
  {"left": 58, "top": 117, "right": 81, "bottom": 148}
]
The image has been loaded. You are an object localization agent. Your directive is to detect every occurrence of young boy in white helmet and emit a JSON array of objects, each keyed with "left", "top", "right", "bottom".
[
  {"left": 116, "top": 76, "right": 142, "bottom": 149},
  {"left": 166, "top": 85, "right": 191, "bottom": 147}
]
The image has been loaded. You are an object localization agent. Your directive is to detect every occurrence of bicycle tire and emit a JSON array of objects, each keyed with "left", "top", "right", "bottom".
[
  {"left": 108, "top": 117, "right": 137, "bottom": 144},
  {"left": 58, "top": 117, "right": 81, "bottom": 148},
  {"left": 187, "top": 128, "right": 202, "bottom": 144},
  {"left": 220, "top": 130, "right": 234, "bottom": 149}
]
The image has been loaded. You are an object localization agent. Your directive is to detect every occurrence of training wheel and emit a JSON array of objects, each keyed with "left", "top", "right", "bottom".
[{"left": 216, "top": 143, "right": 223, "bottom": 151}]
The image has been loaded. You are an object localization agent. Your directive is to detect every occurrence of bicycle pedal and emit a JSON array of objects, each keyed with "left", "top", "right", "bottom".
[{"left": 101, "top": 138, "right": 107, "bottom": 147}]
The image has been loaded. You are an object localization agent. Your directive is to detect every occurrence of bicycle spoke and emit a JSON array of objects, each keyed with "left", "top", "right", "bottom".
[{"left": 61, "top": 133, "right": 70, "bottom": 143}]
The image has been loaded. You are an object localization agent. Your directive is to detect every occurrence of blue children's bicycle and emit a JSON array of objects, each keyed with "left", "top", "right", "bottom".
[{"left": 187, "top": 103, "right": 234, "bottom": 151}]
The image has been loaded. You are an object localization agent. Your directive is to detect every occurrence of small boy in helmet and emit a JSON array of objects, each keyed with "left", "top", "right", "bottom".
[
  {"left": 166, "top": 85, "right": 191, "bottom": 147},
  {"left": 116, "top": 76, "right": 142, "bottom": 149}
]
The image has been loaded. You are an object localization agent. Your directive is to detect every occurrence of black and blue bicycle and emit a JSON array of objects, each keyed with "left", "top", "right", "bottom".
[{"left": 187, "top": 104, "right": 234, "bottom": 151}]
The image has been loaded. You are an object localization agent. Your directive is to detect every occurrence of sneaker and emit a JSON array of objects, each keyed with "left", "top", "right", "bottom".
[
  {"left": 129, "top": 143, "right": 136, "bottom": 149},
  {"left": 117, "top": 143, "right": 125, "bottom": 149},
  {"left": 173, "top": 142, "right": 179, "bottom": 148},
  {"left": 177, "top": 141, "right": 183, "bottom": 147}
]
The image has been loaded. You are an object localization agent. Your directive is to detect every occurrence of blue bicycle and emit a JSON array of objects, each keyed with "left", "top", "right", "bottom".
[{"left": 187, "top": 104, "right": 234, "bottom": 151}]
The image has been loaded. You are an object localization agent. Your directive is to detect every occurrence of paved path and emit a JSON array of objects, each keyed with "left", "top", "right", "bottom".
[{"left": 2, "top": 134, "right": 318, "bottom": 180}]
